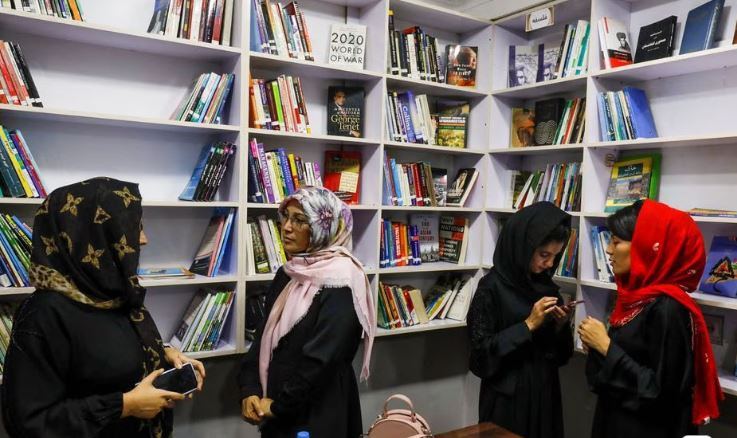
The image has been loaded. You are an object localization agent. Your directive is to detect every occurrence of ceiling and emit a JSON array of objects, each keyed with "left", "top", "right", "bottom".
[{"left": 420, "top": 0, "right": 551, "bottom": 20}]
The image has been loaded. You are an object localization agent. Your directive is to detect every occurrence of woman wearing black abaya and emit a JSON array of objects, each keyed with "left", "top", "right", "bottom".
[
  {"left": 2, "top": 178, "right": 205, "bottom": 438},
  {"left": 467, "top": 202, "right": 574, "bottom": 438}
]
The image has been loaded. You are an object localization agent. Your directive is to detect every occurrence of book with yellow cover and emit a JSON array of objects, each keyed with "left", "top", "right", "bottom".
[{"left": 604, "top": 154, "right": 660, "bottom": 212}]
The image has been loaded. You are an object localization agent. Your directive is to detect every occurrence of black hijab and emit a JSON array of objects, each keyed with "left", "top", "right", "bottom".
[
  {"left": 492, "top": 201, "right": 571, "bottom": 299},
  {"left": 29, "top": 177, "right": 172, "bottom": 438}
]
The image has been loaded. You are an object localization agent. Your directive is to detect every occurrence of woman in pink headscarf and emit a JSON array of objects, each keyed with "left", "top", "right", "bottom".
[{"left": 238, "top": 187, "right": 375, "bottom": 437}]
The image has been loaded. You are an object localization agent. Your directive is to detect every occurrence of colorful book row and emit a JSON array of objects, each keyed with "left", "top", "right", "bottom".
[
  {"left": 1, "top": 0, "right": 84, "bottom": 21},
  {"left": 385, "top": 92, "right": 469, "bottom": 148},
  {"left": 170, "top": 288, "right": 235, "bottom": 353},
  {"left": 597, "top": 87, "right": 657, "bottom": 142},
  {"left": 0, "top": 126, "right": 46, "bottom": 198},
  {"left": 512, "top": 162, "right": 582, "bottom": 212},
  {"left": 179, "top": 141, "right": 236, "bottom": 202},
  {"left": 555, "top": 228, "right": 578, "bottom": 278},
  {"left": 147, "top": 0, "right": 235, "bottom": 46},
  {"left": 172, "top": 72, "right": 234, "bottom": 125},
  {"left": 249, "top": 76, "right": 310, "bottom": 134},
  {"left": 0, "top": 40, "right": 42, "bottom": 107},
  {"left": 246, "top": 215, "right": 286, "bottom": 275},
  {"left": 382, "top": 155, "right": 446, "bottom": 207},
  {"left": 0, "top": 214, "right": 32, "bottom": 287},
  {"left": 249, "top": 0, "right": 313, "bottom": 60}
]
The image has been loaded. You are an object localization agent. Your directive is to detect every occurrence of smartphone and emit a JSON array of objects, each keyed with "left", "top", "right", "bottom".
[{"left": 152, "top": 363, "right": 198, "bottom": 395}]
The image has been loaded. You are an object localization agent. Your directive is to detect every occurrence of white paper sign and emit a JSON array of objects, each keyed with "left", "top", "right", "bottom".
[
  {"left": 328, "top": 24, "right": 366, "bottom": 69},
  {"left": 526, "top": 7, "right": 555, "bottom": 32}
]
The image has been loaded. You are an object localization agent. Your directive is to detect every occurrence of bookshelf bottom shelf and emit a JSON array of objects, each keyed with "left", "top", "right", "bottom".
[
  {"left": 376, "top": 319, "right": 467, "bottom": 337},
  {"left": 720, "top": 373, "right": 737, "bottom": 397}
]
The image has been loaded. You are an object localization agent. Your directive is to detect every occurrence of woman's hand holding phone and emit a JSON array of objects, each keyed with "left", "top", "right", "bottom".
[
  {"left": 164, "top": 346, "right": 206, "bottom": 395},
  {"left": 122, "top": 369, "right": 186, "bottom": 420}
]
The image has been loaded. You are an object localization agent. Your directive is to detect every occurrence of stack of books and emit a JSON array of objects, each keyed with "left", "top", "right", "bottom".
[
  {"left": 246, "top": 215, "right": 287, "bottom": 275},
  {"left": 377, "top": 275, "right": 476, "bottom": 329},
  {"left": 555, "top": 228, "right": 578, "bottom": 278},
  {"left": 249, "top": 0, "right": 314, "bottom": 60},
  {"left": 0, "top": 214, "right": 31, "bottom": 287},
  {"left": 508, "top": 20, "right": 590, "bottom": 87},
  {"left": 0, "top": 40, "right": 42, "bottom": 107},
  {"left": 147, "top": 0, "right": 235, "bottom": 46},
  {"left": 597, "top": 87, "right": 657, "bottom": 141},
  {"left": 179, "top": 142, "right": 236, "bottom": 202},
  {"left": 591, "top": 226, "right": 615, "bottom": 283},
  {"left": 138, "top": 267, "right": 195, "bottom": 280},
  {"left": 0, "top": 126, "right": 46, "bottom": 198},
  {"left": 172, "top": 72, "right": 235, "bottom": 125},
  {"left": 385, "top": 93, "right": 469, "bottom": 148},
  {"left": 190, "top": 207, "right": 235, "bottom": 277},
  {"left": 380, "top": 219, "right": 422, "bottom": 268},
  {"left": 249, "top": 76, "right": 310, "bottom": 133},
  {"left": 247, "top": 139, "right": 323, "bottom": 204},
  {"left": 511, "top": 162, "right": 582, "bottom": 212},
  {"left": 0, "top": 301, "right": 19, "bottom": 373},
  {"left": 1, "top": 0, "right": 84, "bottom": 21},
  {"left": 169, "top": 288, "right": 235, "bottom": 352}
]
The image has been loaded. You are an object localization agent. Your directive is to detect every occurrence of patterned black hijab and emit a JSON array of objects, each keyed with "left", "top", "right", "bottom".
[
  {"left": 30, "top": 177, "right": 171, "bottom": 437},
  {"left": 492, "top": 201, "right": 571, "bottom": 300}
]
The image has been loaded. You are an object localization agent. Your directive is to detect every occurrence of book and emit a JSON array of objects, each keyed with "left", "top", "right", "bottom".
[
  {"left": 170, "top": 288, "right": 234, "bottom": 352},
  {"left": 323, "top": 150, "right": 361, "bottom": 204},
  {"left": 0, "top": 215, "right": 31, "bottom": 287},
  {"left": 436, "top": 115, "right": 468, "bottom": 148},
  {"left": 445, "top": 45, "right": 477, "bottom": 87},
  {"left": 0, "top": 41, "right": 43, "bottom": 107},
  {"left": 409, "top": 214, "right": 439, "bottom": 262},
  {"left": 172, "top": 72, "right": 234, "bottom": 124},
  {"left": 591, "top": 226, "right": 615, "bottom": 283},
  {"left": 179, "top": 142, "right": 236, "bottom": 201},
  {"left": 634, "top": 16, "right": 677, "bottom": 63},
  {"left": 534, "top": 98, "right": 566, "bottom": 146},
  {"left": 689, "top": 208, "right": 737, "bottom": 218},
  {"left": 328, "top": 24, "right": 366, "bottom": 69},
  {"left": 445, "top": 168, "right": 478, "bottom": 207},
  {"left": 250, "top": 76, "right": 310, "bottom": 133},
  {"left": 598, "top": 17, "right": 633, "bottom": 68},
  {"left": 438, "top": 216, "right": 469, "bottom": 264},
  {"left": 622, "top": 87, "right": 657, "bottom": 139},
  {"left": 510, "top": 108, "right": 535, "bottom": 147},
  {"left": 327, "top": 86, "right": 364, "bottom": 138},
  {"left": 508, "top": 45, "right": 537, "bottom": 87},
  {"left": 537, "top": 43, "right": 560, "bottom": 82},
  {"left": 138, "top": 267, "right": 195, "bottom": 280},
  {"left": 680, "top": 0, "right": 725, "bottom": 55},
  {"left": 513, "top": 162, "right": 581, "bottom": 211},
  {"left": 445, "top": 275, "right": 476, "bottom": 321},
  {"left": 598, "top": 88, "right": 657, "bottom": 141},
  {"left": 432, "top": 168, "right": 447, "bottom": 206},
  {"left": 148, "top": 0, "right": 235, "bottom": 45},
  {"left": 556, "top": 227, "right": 578, "bottom": 278},
  {"left": 604, "top": 154, "right": 661, "bottom": 212},
  {"left": 189, "top": 207, "right": 235, "bottom": 276},
  {"left": 700, "top": 236, "right": 737, "bottom": 298}
]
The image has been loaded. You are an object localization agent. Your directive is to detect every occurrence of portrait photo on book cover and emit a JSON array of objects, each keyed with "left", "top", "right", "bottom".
[{"left": 327, "top": 86, "right": 364, "bottom": 138}]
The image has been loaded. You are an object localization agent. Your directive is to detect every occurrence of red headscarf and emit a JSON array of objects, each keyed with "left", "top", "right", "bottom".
[{"left": 609, "top": 200, "right": 722, "bottom": 425}]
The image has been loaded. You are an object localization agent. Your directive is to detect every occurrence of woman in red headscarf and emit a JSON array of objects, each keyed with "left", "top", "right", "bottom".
[{"left": 578, "top": 200, "right": 723, "bottom": 438}]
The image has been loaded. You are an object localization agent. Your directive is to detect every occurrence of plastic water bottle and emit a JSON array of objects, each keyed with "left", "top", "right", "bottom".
[{"left": 297, "top": 432, "right": 309, "bottom": 438}]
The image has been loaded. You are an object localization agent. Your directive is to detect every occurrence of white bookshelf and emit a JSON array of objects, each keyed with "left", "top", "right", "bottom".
[{"left": 1, "top": 0, "right": 736, "bottom": 392}]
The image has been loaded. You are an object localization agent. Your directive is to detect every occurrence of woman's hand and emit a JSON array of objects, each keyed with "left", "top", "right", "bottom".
[
  {"left": 122, "top": 369, "right": 185, "bottom": 419},
  {"left": 550, "top": 304, "right": 573, "bottom": 330},
  {"left": 259, "top": 398, "right": 274, "bottom": 419},
  {"left": 242, "top": 396, "right": 265, "bottom": 425},
  {"left": 525, "top": 296, "right": 558, "bottom": 331},
  {"left": 578, "top": 317, "right": 611, "bottom": 355},
  {"left": 164, "top": 346, "right": 206, "bottom": 392}
]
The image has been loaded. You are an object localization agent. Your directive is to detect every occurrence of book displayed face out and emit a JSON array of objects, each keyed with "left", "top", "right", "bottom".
[{"left": 327, "top": 87, "right": 365, "bottom": 138}]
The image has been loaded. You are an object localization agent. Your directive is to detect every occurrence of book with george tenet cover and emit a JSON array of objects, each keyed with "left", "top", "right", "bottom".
[{"left": 327, "top": 86, "right": 364, "bottom": 138}]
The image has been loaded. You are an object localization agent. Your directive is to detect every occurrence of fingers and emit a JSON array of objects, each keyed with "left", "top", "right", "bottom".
[
  {"left": 192, "top": 359, "right": 206, "bottom": 379},
  {"left": 158, "top": 390, "right": 186, "bottom": 401},
  {"left": 142, "top": 368, "right": 165, "bottom": 384}
]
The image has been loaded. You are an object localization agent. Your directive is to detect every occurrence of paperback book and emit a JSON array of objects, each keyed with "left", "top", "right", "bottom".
[
  {"left": 445, "top": 168, "right": 478, "bottom": 208},
  {"left": 323, "top": 150, "right": 361, "bottom": 204},
  {"left": 634, "top": 16, "right": 677, "bottom": 63},
  {"left": 327, "top": 87, "right": 364, "bottom": 138},
  {"left": 445, "top": 45, "right": 477, "bottom": 87},
  {"left": 604, "top": 154, "right": 661, "bottom": 212}
]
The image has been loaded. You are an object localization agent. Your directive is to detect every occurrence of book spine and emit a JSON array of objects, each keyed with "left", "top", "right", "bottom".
[
  {"left": 293, "top": 2, "right": 313, "bottom": 61},
  {"left": 255, "top": 142, "right": 274, "bottom": 203},
  {"left": 1, "top": 42, "right": 30, "bottom": 107},
  {"left": 276, "top": 148, "right": 295, "bottom": 195},
  {"left": 9, "top": 131, "right": 44, "bottom": 197}
]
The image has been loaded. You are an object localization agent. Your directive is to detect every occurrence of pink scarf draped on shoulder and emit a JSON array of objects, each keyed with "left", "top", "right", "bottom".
[{"left": 258, "top": 187, "right": 376, "bottom": 396}]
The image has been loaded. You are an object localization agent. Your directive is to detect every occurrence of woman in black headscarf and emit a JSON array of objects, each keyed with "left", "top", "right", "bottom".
[
  {"left": 467, "top": 202, "right": 574, "bottom": 438},
  {"left": 1, "top": 178, "right": 205, "bottom": 438}
]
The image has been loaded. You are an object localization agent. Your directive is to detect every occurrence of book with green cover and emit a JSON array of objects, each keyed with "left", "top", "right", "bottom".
[{"left": 604, "top": 153, "right": 661, "bottom": 212}]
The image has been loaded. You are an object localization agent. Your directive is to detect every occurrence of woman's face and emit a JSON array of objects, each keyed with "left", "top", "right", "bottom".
[
  {"left": 280, "top": 201, "right": 311, "bottom": 254},
  {"left": 529, "top": 241, "right": 565, "bottom": 274},
  {"left": 606, "top": 235, "right": 631, "bottom": 276}
]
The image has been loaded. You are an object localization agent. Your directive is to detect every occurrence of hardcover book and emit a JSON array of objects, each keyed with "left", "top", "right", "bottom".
[
  {"left": 510, "top": 108, "right": 535, "bottom": 147},
  {"left": 445, "top": 45, "right": 477, "bottom": 87},
  {"left": 604, "top": 154, "right": 661, "bottom": 212},
  {"left": 634, "top": 16, "right": 677, "bottom": 63},
  {"left": 680, "top": 0, "right": 725, "bottom": 55},
  {"left": 700, "top": 236, "right": 737, "bottom": 298},
  {"left": 409, "top": 214, "right": 439, "bottom": 262},
  {"left": 534, "top": 98, "right": 566, "bottom": 145},
  {"left": 537, "top": 44, "right": 560, "bottom": 82},
  {"left": 508, "top": 45, "right": 538, "bottom": 87},
  {"left": 327, "top": 86, "right": 364, "bottom": 138},
  {"left": 446, "top": 168, "right": 478, "bottom": 207},
  {"left": 438, "top": 216, "right": 469, "bottom": 264},
  {"left": 323, "top": 150, "right": 361, "bottom": 204},
  {"left": 598, "top": 17, "right": 633, "bottom": 68},
  {"left": 436, "top": 115, "right": 468, "bottom": 148}
]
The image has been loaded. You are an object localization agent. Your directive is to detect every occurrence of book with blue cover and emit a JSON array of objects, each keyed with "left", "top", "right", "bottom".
[
  {"left": 680, "top": 0, "right": 725, "bottom": 55},
  {"left": 700, "top": 236, "right": 737, "bottom": 298},
  {"left": 623, "top": 87, "right": 658, "bottom": 138}
]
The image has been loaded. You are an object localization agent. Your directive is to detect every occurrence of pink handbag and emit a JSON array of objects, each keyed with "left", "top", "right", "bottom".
[{"left": 365, "top": 394, "right": 433, "bottom": 438}]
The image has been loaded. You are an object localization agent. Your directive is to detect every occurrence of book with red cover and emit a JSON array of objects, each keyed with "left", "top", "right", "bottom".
[{"left": 323, "top": 150, "right": 361, "bottom": 204}]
